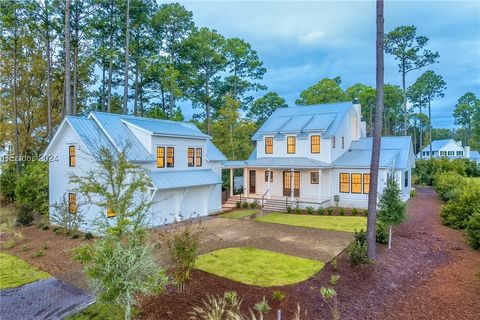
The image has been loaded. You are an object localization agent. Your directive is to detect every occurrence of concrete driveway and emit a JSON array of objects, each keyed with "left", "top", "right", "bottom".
[
  {"left": 0, "top": 277, "right": 94, "bottom": 320},
  {"left": 155, "top": 215, "right": 353, "bottom": 266}
]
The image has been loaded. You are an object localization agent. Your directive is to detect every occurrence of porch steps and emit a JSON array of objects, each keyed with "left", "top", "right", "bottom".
[
  {"left": 262, "top": 198, "right": 288, "bottom": 212},
  {"left": 221, "top": 195, "right": 242, "bottom": 212}
]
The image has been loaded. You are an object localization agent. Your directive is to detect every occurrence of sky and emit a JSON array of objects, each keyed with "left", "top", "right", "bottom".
[{"left": 174, "top": 0, "right": 480, "bottom": 129}]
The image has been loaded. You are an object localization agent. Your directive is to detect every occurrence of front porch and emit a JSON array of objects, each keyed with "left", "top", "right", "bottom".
[{"left": 222, "top": 162, "right": 332, "bottom": 211}]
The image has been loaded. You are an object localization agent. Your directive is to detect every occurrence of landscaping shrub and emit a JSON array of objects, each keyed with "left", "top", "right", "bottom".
[
  {"left": 295, "top": 206, "right": 301, "bottom": 214},
  {"left": 318, "top": 207, "right": 325, "bottom": 215},
  {"left": 351, "top": 208, "right": 359, "bottom": 216},
  {"left": 347, "top": 229, "right": 370, "bottom": 265},
  {"left": 363, "top": 209, "right": 368, "bottom": 216},
  {"left": 250, "top": 201, "right": 258, "bottom": 209},
  {"left": 15, "top": 161, "right": 48, "bottom": 215},
  {"left": 433, "top": 172, "right": 466, "bottom": 201},
  {"left": 331, "top": 258, "right": 338, "bottom": 272},
  {"left": 287, "top": 206, "right": 292, "bottom": 213},
  {"left": 440, "top": 184, "right": 480, "bottom": 229},
  {"left": 16, "top": 205, "right": 34, "bottom": 226},
  {"left": 414, "top": 158, "right": 479, "bottom": 185},
  {"left": 235, "top": 201, "right": 241, "bottom": 208},
  {"left": 70, "top": 232, "right": 80, "bottom": 239},
  {"left": 41, "top": 242, "right": 49, "bottom": 250},
  {"left": 21, "top": 245, "right": 29, "bottom": 252},
  {"left": 271, "top": 290, "right": 286, "bottom": 302},
  {"left": 41, "top": 224, "right": 49, "bottom": 230},
  {"left": 338, "top": 208, "right": 345, "bottom": 216},
  {"left": 242, "top": 201, "right": 249, "bottom": 209},
  {"left": 3, "top": 239, "right": 16, "bottom": 249},
  {"left": 333, "top": 195, "right": 340, "bottom": 207},
  {"left": 32, "top": 250, "right": 44, "bottom": 258},
  {"left": 410, "top": 189, "right": 417, "bottom": 197},
  {"left": 0, "top": 162, "right": 17, "bottom": 203},
  {"left": 466, "top": 211, "right": 480, "bottom": 250},
  {"left": 327, "top": 208, "right": 333, "bottom": 215},
  {"left": 376, "top": 222, "right": 389, "bottom": 244},
  {"left": 306, "top": 206, "right": 314, "bottom": 215},
  {"left": 84, "top": 232, "right": 94, "bottom": 240},
  {"left": 320, "top": 286, "right": 339, "bottom": 320},
  {"left": 165, "top": 220, "right": 203, "bottom": 292},
  {"left": 254, "top": 297, "right": 271, "bottom": 314}
]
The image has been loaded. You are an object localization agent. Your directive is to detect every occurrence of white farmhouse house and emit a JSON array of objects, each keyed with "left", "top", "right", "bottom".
[
  {"left": 223, "top": 102, "right": 415, "bottom": 210},
  {"left": 417, "top": 139, "right": 479, "bottom": 163},
  {"left": 43, "top": 112, "right": 226, "bottom": 231}
]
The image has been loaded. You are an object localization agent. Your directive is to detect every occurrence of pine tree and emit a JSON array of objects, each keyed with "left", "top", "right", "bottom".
[{"left": 377, "top": 173, "right": 407, "bottom": 249}]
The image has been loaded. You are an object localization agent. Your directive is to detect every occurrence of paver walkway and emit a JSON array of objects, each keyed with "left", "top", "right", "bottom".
[{"left": 0, "top": 277, "right": 94, "bottom": 320}]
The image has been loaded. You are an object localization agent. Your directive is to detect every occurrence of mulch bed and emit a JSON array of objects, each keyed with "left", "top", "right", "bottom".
[{"left": 2, "top": 186, "right": 479, "bottom": 319}]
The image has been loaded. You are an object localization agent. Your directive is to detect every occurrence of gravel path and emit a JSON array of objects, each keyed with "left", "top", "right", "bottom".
[{"left": 0, "top": 277, "right": 94, "bottom": 320}]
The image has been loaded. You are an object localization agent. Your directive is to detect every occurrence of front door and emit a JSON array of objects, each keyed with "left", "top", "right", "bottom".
[
  {"left": 249, "top": 170, "right": 256, "bottom": 194},
  {"left": 283, "top": 171, "right": 300, "bottom": 197}
]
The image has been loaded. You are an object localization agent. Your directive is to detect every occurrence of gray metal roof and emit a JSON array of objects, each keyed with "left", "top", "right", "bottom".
[
  {"left": 252, "top": 102, "right": 351, "bottom": 140},
  {"left": 121, "top": 117, "right": 210, "bottom": 139},
  {"left": 206, "top": 140, "right": 227, "bottom": 161},
  {"left": 421, "top": 139, "right": 460, "bottom": 152},
  {"left": 332, "top": 149, "right": 399, "bottom": 169},
  {"left": 148, "top": 169, "right": 221, "bottom": 190},
  {"left": 66, "top": 117, "right": 116, "bottom": 158}
]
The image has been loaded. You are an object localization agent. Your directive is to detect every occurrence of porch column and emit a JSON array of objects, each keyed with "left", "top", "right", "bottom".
[
  {"left": 267, "top": 168, "right": 271, "bottom": 199},
  {"left": 229, "top": 168, "right": 234, "bottom": 197},
  {"left": 318, "top": 169, "right": 322, "bottom": 203},
  {"left": 243, "top": 167, "right": 248, "bottom": 196},
  {"left": 290, "top": 168, "right": 294, "bottom": 199}
]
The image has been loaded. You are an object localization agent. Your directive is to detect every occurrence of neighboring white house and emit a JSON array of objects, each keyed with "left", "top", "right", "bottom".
[
  {"left": 417, "top": 139, "right": 473, "bottom": 160},
  {"left": 43, "top": 112, "right": 226, "bottom": 231},
  {"left": 222, "top": 102, "right": 415, "bottom": 210}
]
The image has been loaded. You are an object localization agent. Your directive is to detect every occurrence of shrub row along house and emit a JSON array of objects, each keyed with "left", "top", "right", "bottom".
[
  {"left": 223, "top": 101, "right": 415, "bottom": 210},
  {"left": 44, "top": 101, "right": 414, "bottom": 229},
  {"left": 417, "top": 139, "right": 480, "bottom": 164},
  {"left": 44, "top": 112, "right": 227, "bottom": 230}
]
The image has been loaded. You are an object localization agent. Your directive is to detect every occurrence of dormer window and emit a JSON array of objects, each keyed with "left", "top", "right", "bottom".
[
  {"left": 311, "top": 135, "right": 320, "bottom": 154},
  {"left": 188, "top": 148, "right": 194, "bottom": 167},
  {"left": 156, "top": 147, "right": 165, "bottom": 168},
  {"left": 69, "top": 145, "right": 76, "bottom": 167},
  {"left": 287, "top": 136, "right": 296, "bottom": 154},
  {"left": 196, "top": 148, "right": 202, "bottom": 167},
  {"left": 265, "top": 137, "right": 273, "bottom": 154},
  {"left": 167, "top": 147, "right": 174, "bottom": 167}
]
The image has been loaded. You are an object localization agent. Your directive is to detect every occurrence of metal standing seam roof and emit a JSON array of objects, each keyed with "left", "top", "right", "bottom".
[
  {"left": 89, "top": 112, "right": 155, "bottom": 162},
  {"left": 206, "top": 140, "right": 227, "bottom": 161},
  {"left": 66, "top": 117, "right": 116, "bottom": 157},
  {"left": 147, "top": 169, "right": 221, "bottom": 190},
  {"left": 332, "top": 149, "right": 399, "bottom": 169},
  {"left": 252, "top": 102, "right": 351, "bottom": 140},
  {"left": 121, "top": 117, "right": 210, "bottom": 139}
]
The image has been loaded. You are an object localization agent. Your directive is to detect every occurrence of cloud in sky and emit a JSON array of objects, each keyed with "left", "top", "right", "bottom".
[{"left": 177, "top": 1, "right": 480, "bottom": 129}]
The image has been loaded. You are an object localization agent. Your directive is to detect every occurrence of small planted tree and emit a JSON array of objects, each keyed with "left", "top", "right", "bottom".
[
  {"left": 377, "top": 173, "right": 407, "bottom": 249},
  {"left": 72, "top": 147, "right": 167, "bottom": 320},
  {"left": 50, "top": 193, "right": 87, "bottom": 235}
]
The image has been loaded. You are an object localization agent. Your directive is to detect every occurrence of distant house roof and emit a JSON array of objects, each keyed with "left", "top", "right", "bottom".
[
  {"left": 470, "top": 151, "right": 480, "bottom": 161},
  {"left": 420, "top": 139, "right": 462, "bottom": 152},
  {"left": 206, "top": 140, "right": 227, "bottom": 162},
  {"left": 148, "top": 169, "right": 221, "bottom": 190},
  {"left": 252, "top": 102, "right": 351, "bottom": 140}
]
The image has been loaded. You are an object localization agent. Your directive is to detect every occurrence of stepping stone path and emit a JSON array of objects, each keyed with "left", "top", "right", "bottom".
[{"left": 0, "top": 277, "right": 95, "bottom": 320}]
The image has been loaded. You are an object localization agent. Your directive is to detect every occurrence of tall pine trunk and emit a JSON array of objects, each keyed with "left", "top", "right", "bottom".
[
  {"left": 428, "top": 100, "right": 432, "bottom": 157},
  {"left": 107, "top": 0, "right": 114, "bottom": 113},
  {"left": 73, "top": 3, "right": 79, "bottom": 115},
  {"left": 122, "top": 0, "right": 130, "bottom": 114},
  {"left": 402, "top": 64, "right": 407, "bottom": 135},
  {"left": 64, "top": 0, "right": 72, "bottom": 116},
  {"left": 45, "top": 0, "right": 52, "bottom": 141},
  {"left": 13, "top": 7, "right": 20, "bottom": 174},
  {"left": 367, "top": 0, "right": 385, "bottom": 260},
  {"left": 419, "top": 105, "right": 423, "bottom": 158}
]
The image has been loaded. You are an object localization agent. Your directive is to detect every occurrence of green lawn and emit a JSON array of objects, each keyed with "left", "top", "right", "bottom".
[
  {"left": 256, "top": 213, "right": 367, "bottom": 233},
  {"left": 195, "top": 247, "right": 324, "bottom": 287},
  {"left": 221, "top": 209, "right": 258, "bottom": 219},
  {"left": 66, "top": 303, "right": 129, "bottom": 320},
  {"left": 0, "top": 252, "right": 50, "bottom": 289}
]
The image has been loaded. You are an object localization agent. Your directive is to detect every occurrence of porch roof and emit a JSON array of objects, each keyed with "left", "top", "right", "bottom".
[
  {"left": 148, "top": 169, "right": 221, "bottom": 190},
  {"left": 222, "top": 157, "right": 330, "bottom": 169}
]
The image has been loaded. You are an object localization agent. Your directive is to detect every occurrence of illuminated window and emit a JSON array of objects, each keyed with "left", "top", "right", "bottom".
[
  {"left": 156, "top": 147, "right": 165, "bottom": 168},
  {"left": 310, "top": 172, "right": 319, "bottom": 184},
  {"left": 264, "top": 171, "right": 273, "bottom": 182},
  {"left": 351, "top": 173, "right": 362, "bottom": 194},
  {"left": 287, "top": 136, "right": 296, "bottom": 154},
  {"left": 363, "top": 174, "right": 370, "bottom": 194},
  {"left": 265, "top": 137, "right": 273, "bottom": 154},
  {"left": 69, "top": 146, "right": 76, "bottom": 167},
  {"left": 68, "top": 193, "right": 76, "bottom": 214},
  {"left": 188, "top": 148, "right": 194, "bottom": 167},
  {"left": 339, "top": 173, "right": 350, "bottom": 193},
  {"left": 195, "top": 148, "right": 202, "bottom": 167},
  {"left": 167, "top": 147, "right": 174, "bottom": 167},
  {"left": 311, "top": 135, "right": 320, "bottom": 153},
  {"left": 107, "top": 207, "right": 116, "bottom": 218},
  {"left": 332, "top": 136, "right": 336, "bottom": 148},
  {"left": 341, "top": 136, "right": 345, "bottom": 149}
]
